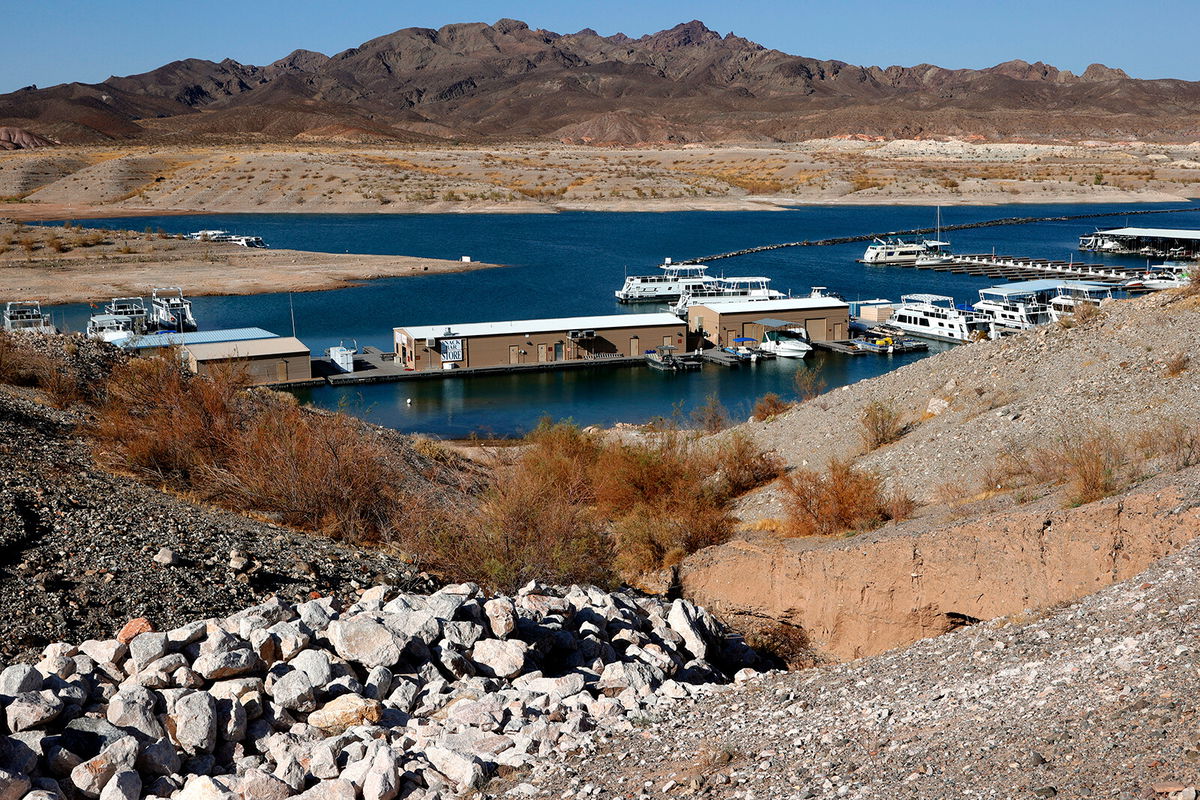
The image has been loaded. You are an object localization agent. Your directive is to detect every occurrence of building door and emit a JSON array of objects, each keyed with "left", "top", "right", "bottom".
[
  {"left": 629, "top": 336, "right": 639, "bottom": 356},
  {"left": 662, "top": 334, "right": 672, "bottom": 346},
  {"left": 276, "top": 360, "right": 288, "bottom": 382},
  {"left": 537, "top": 343, "right": 548, "bottom": 363},
  {"left": 554, "top": 342, "right": 564, "bottom": 361},
  {"left": 509, "top": 345, "right": 520, "bottom": 365},
  {"left": 807, "top": 318, "right": 828, "bottom": 341}
]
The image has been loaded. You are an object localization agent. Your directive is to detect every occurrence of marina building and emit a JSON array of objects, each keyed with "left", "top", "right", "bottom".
[
  {"left": 687, "top": 296, "right": 850, "bottom": 348},
  {"left": 394, "top": 313, "right": 686, "bottom": 372},
  {"left": 183, "top": 337, "right": 312, "bottom": 385}
]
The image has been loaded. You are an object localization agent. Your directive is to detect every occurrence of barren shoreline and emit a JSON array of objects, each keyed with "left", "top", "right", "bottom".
[{"left": 0, "top": 223, "right": 501, "bottom": 305}]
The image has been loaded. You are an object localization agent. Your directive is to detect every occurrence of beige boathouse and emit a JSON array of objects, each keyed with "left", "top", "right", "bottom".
[
  {"left": 183, "top": 337, "right": 313, "bottom": 385},
  {"left": 394, "top": 313, "right": 686, "bottom": 372},
  {"left": 687, "top": 296, "right": 850, "bottom": 348}
]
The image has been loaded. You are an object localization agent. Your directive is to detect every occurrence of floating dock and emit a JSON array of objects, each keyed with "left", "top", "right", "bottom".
[
  {"left": 310, "top": 347, "right": 648, "bottom": 385},
  {"left": 898, "top": 254, "right": 1142, "bottom": 284}
]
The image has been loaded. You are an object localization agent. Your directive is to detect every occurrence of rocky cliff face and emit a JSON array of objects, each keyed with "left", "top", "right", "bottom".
[{"left": 682, "top": 477, "right": 1200, "bottom": 660}]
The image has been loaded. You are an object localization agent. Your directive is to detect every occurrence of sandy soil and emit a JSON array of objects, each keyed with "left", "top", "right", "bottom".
[
  {"left": 1, "top": 139, "right": 1196, "bottom": 220},
  {"left": 0, "top": 224, "right": 499, "bottom": 304}
]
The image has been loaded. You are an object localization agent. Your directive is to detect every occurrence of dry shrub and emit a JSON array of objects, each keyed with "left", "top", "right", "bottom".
[
  {"left": 1073, "top": 301, "right": 1101, "bottom": 324},
  {"left": 712, "top": 432, "right": 783, "bottom": 497},
  {"left": 1137, "top": 420, "right": 1200, "bottom": 471},
  {"left": 0, "top": 332, "right": 83, "bottom": 407},
  {"left": 1164, "top": 352, "right": 1190, "bottom": 377},
  {"left": 752, "top": 392, "right": 793, "bottom": 421},
  {"left": 780, "top": 459, "right": 915, "bottom": 537},
  {"left": 793, "top": 368, "right": 827, "bottom": 402},
  {"left": 402, "top": 421, "right": 778, "bottom": 591},
  {"left": 691, "top": 393, "right": 729, "bottom": 433},
  {"left": 860, "top": 401, "right": 905, "bottom": 451},
  {"left": 742, "top": 623, "right": 820, "bottom": 669},
  {"left": 986, "top": 431, "right": 1130, "bottom": 507},
  {"left": 92, "top": 355, "right": 409, "bottom": 542}
]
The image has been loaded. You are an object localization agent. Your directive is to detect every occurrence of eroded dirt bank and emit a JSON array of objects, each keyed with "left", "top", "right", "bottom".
[{"left": 683, "top": 476, "right": 1200, "bottom": 660}]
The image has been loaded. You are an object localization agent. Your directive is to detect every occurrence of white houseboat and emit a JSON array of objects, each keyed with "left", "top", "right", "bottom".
[
  {"left": 669, "top": 276, "right": 785, "bottom": 316},
  {"left": 104, "top": 297, "right": 150, "bottom": 334},
  {"left": 888, "top": 294, "right": 990, "bottom": 343},
  {"left": 151, "top": 287, "right": 198, "bottom": 332},
  {"left": 87, "top": 314, "right": 136, "bottom": 343},
  {"left": 615, "top": 260, "right": 720, "bottom": 303},
  {"left": 2, "top": 301, "right": 56, "bottom": 335},
  {"left": 860, "top": 237, "right": 951, "bottom": 265}
]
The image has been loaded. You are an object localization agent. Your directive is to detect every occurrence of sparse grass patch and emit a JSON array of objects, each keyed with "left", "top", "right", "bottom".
[
  {"left": 859, "top": 401, "right": 905, "bottom": 451},
  {"left": 1164, "top": 352, "right": 1190, "bottom": 377}
]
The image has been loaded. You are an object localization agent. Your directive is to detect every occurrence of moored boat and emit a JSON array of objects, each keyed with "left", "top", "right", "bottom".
[
  {"left": 759, "top": 328, "right": 812, "bottom": 358},
  {"left": 151, "top": 287, "right": 198, "bottom": 332},
  {"left": 615, "top": 260, "right": 719, "bottom": 303},
  {"left": 888, "top": 294, "right": 990, "bottom": 343},
  {"left": 2, "top": 301, "right": 57, "bottom": 335}
]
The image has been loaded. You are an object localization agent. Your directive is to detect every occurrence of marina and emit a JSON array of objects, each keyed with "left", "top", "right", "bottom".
[{"left": 26, "top": 202, "right": 1200, "bottom": 436}]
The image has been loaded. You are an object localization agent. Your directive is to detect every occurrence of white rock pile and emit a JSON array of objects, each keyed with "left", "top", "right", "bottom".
[{"left": 0, "top": 581, "right": 760, "bottom": 799}]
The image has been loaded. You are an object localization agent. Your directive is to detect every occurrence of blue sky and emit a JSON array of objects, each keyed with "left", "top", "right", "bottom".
[{"left": 2, "top": 0, "right": 1194, "bottom": 93}]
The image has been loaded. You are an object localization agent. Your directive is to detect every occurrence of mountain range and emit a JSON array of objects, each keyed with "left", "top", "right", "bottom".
[{"left": 3, "top": 19, "right": 1199, "bottom": 146}]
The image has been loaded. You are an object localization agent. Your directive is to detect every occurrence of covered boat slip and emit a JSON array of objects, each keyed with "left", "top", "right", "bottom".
[
  {"left": 1080, "top": 227, "right": 1200, "bottom": 257},
  {"left": 686, "top": 296, "right": 850, "bottom": 348},
  {"left": 394, "top": 312, "right": 687, "bottom": 372}
]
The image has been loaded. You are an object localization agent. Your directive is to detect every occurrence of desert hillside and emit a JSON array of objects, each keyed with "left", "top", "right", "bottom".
[
  {"left": 3, "top": 20, "right": 1200, "bottom": 146},
  {"left": 1, "top": 138, "right": 1196, "bottom": 219}
]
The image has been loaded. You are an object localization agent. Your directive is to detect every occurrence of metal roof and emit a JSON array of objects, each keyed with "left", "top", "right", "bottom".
[
  {"left": 1096, "top": 227, "right": 1200, "bottom": 241},
  {"left": 397, "top": 312, "right": 683, "bottom": 340},
  {"left": 690, "top": 296, "right": 848, "bottom": 314},
  {"left": 184, "top": 336, "right": 310, "bottom": 360},
  {"left": 750, "top": 318, "right": 807, "bottom": 328},
  {"left": 118, "top": 327, "right": 279, "bottom": 350},
  {"left": 979, "top": 279, "right": 1111, "bottom": 297}
]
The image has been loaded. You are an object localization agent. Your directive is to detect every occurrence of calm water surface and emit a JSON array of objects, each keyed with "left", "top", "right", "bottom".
[{"left": 44, "top": 203, "right": 1197, "bottom": 436}]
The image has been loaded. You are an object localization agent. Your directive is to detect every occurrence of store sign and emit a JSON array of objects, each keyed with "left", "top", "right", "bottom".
[{"left": 439, "top": 338, "right": 463, "bottom": 362}]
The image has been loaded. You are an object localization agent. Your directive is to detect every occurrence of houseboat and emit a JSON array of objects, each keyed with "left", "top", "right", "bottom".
[
  {"left": 1046, "top": 285, "right": 1114, "bottom": 323},
  {"left": 2, "top": 301, "right": 56, "bottom": 335},
  {"left": 151, "top": 288, "right": 198, "bottom": 332},
  {"left": 669, "top": 276, "right": 786, "bottom": 316},
  {"left": 888, "top": 294, "right": 990, "bottom": 343},
  {"left": 860, "top": 237, "right": 951, "bottom": 265},
  {"left": 186, "top": 230, "right": 267, "bottom": 248},
  {"left": 615, "top": 260, "right": 720, "bottom": 303},
  {"left": 971, "top": 285, "right": 1053, "bottom": 332},
  {"left": 103, "top": 298, "right": 150, "bottom": 333},
  {"left": 86, "top": 314, "right": 136, "bottom": 343}
]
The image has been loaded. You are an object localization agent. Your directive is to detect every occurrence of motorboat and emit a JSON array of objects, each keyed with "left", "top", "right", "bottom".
[
  {"left": 645, "top": 344, "right": 700, "bottom": 371},
  {"left": 615, "top": 259, "right": 720, "bottom": 303},
  {"left": 151, "top": 288, "right": 198, "bottom": 332},
  {"left": 887, "top": 294, "right": 991, "bottom": 343},
  {"left": 2, "top": 301, "right": 56, "bottom": 335},
  {"left": 104, "top": 297, "right": 150, "bottom": 333},
  {"left": 758, "top": 328, "right": 812, "bottom": 358},
  {"left": 86, "top": 314, "right": 136, "bottom": 343},
  {"left": 1122, "top": 264, "right": 1191, "bottom": 292},
  {"left": 669, "top": 276, "right": 786, "bottom": 316}
]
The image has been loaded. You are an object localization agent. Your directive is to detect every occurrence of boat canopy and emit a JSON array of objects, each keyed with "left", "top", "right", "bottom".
[{"left": 751, "top": 318, "right": 806, "bottom": 329}]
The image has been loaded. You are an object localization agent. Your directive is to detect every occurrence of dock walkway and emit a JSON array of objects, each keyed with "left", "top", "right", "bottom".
[
  {"left": 911, "top": 254, "right": 1141, "bottom": 283},
  {"left": 310, "top": 347, "right": 646, "bottom": 385}
]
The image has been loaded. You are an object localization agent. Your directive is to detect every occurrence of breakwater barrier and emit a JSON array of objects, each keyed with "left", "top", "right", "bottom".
[{"left": 679, "top": 205, "right": 1197, "bottom": 264}]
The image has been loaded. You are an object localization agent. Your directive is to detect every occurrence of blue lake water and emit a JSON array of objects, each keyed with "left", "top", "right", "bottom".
[{"left": 42, "top": 202, "right": 1198, "bottom": 437}]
